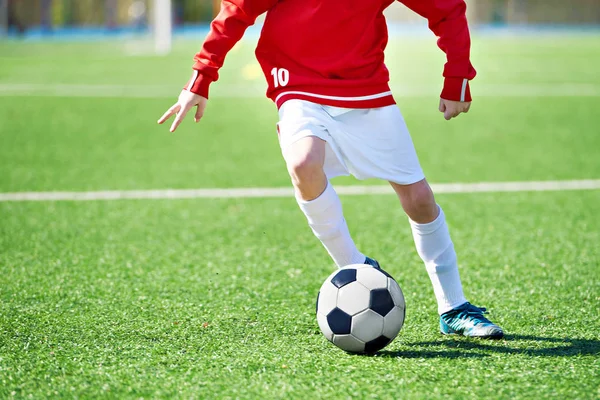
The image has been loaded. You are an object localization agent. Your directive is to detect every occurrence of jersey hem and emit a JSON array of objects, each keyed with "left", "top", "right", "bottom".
[
  {"left": 275, "top": 91, "right": 396, "bottom": 109},
  {"left": 271, "top": 83, "right": 395, "bottom": 109}
]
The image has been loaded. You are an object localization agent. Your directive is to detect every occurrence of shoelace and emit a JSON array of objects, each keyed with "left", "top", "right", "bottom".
[{"left": 448, "top": 304, "right": 491, "bottom": 328}]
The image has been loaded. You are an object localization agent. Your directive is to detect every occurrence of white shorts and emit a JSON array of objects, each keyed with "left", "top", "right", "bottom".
[{"left": 277, "top": 100, "right": 425, "bottom": 185}]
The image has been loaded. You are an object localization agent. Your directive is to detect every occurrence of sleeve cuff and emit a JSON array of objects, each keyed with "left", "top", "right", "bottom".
[
  {"left": 184, "top": 70, "right": 213, "bottom": 99},
  {"left": 441, "top": 77, "right": 472, "bottom": 102}
]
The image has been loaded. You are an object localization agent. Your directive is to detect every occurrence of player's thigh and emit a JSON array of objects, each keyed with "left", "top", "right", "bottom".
[
  {"left": 368, "top": 106, "right": 417, "bottom": 154},
  {"left": 281, "top": 135, "right": 327, "bottom": 173},
  {"left": 333, "top": 105, "right": 424, "bottom": 184},
  {"left": 278, "top": 100, "right": 329, "bottom": 173}
]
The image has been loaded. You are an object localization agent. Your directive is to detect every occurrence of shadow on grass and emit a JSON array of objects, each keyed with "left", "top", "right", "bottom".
[
  {"left": 408, "top": 334, "right": 600, "bottom": 358},
  {"left": 373, "top": 349, "right": 489, "bottom": 359}
]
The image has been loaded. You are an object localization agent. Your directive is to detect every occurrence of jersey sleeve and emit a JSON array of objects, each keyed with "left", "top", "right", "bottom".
[
  {"left": 397, "top": 0, "right": 476, "bottom": 102},
  {"left": 186, "top": 0, "right": 277, "bottom": 98}
]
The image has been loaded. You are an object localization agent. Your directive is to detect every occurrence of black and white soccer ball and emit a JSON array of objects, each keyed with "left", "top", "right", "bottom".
[{"left": 316, "top": 264, "right": 405, "bottom": 354}]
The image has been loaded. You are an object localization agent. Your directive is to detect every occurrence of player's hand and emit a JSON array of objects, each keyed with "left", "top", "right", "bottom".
[
  {"left": 439, "top": 98, "right": 471, "bottom": 121},
  {"left": 157, "top": 90, "right": 208, "bottom": 132}
]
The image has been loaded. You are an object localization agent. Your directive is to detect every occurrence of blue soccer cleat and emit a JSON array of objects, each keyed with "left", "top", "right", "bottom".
[
  {"left": 364, "top": 256, "right": 381, "bottom": 269},
  {"left": 440, "top": 302, "right": 504, "bottom": 339}
]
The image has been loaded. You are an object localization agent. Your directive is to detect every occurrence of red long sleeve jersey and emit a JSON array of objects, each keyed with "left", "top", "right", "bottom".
[{"left": 187, "top": 0, "right": 476, "bottom": 109}]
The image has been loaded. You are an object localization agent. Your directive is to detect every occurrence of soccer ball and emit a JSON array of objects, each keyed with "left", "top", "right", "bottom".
[{"left": 316, "top": 264, "right": 405, "bottom": 354}]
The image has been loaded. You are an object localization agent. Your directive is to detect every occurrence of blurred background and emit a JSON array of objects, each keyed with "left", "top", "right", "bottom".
[
  {"left": 2, "top": 0, "right": 599, "bottom": 40},
  {"left": 0, "top": 0, "right": 599, "bottom": 191},
  {"left": 0, "top": 0, "right": 598, "bottom": 191}
]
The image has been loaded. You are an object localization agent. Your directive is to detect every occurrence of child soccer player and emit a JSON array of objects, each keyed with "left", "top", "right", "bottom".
[{"left": 158, "top": 0, "right": 504, "bottom": 339}]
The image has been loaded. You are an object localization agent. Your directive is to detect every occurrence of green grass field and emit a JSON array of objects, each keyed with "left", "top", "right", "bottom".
[{"left": 1, "top": 32, "right": 599, "bottom": 399}]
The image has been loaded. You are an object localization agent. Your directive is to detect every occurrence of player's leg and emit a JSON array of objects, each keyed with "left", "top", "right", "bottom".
[
  {"left": 327, "top": 104, "right": 469, "bottom": 313},
  {"left": 390, "top": 179, "right": 503, "bottom": 339},
  {"left": 283, "top": 137, "right": 366, "bottom": 268},
  {"left": 324, "top": 103, "right": 502, "bottom": 338},
  {"left": 389, "top": 179, "right": 466, "bottom": 313},
  {"left": 278, "top": 102, "right": 366, "bottom": 268}
]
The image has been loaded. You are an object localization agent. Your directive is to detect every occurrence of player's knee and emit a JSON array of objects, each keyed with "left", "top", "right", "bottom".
[
  {"left": 401, "top": 181, "right": 437, "bottom": 222},
  {"left": 286, "top": 152, "right": 323, "bottom": 187}
]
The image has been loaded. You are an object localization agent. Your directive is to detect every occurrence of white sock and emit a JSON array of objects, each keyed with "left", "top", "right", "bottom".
[
  {"left": 410, "top": 206, "right": 467, "bottom": 315},
  {"left": 296, "top": 182, "right": 365, "bottom": 268}
]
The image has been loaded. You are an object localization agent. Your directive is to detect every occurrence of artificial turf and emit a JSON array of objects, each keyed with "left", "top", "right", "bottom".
[{"left": 1, "top": 191, "right": 599, "bottom": 398}]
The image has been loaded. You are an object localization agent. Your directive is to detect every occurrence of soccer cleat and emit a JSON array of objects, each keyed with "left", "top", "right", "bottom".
[
  {"left": 364, "top": 256, "right": 381, "bottom": 269},
  {"left": 440, "top": 302, "right": 504, "bottom": 339}
]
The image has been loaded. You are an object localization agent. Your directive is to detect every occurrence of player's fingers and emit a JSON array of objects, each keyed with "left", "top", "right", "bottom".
[
  {"left": 169, "top": 104, "right": 192, "bottom": 132},
  {"left": 439, "top": 99, "right": 446, "bottom": 113},
  {"left": 464, "top": 103, "right": 471, "bottom": 113},
  {"left": 157, "top": 104, "right": 180, "bottom": 124},
  {"left": 444, "top": 107, "right": 456, "bottom": 120},
  {"left": 446, "top": 108, "right": 462, "bottom": 120},
  {"left": 194, "top": 105, "right": 204, "bottom": 123}
]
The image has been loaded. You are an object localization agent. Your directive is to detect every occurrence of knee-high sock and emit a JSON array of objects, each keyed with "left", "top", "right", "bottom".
[
  {"left": 410, "top": 206, "right": 467, "bottom": 314},
  {"left": 296, "top": 182, "right": 365, "bottom": 268}
]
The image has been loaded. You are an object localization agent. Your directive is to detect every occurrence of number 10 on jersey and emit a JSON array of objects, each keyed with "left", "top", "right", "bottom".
[{"left": 271, "top": 68, "right": 290, "bottom": 88}]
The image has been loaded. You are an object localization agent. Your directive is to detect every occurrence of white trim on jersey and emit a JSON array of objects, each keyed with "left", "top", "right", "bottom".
[
  {"left": 186, "top": 70, "right": 199, "bottom": 91},
  {"left": 460, "top": 79, "right": 468, "bottom": 102},
  {"left": 275, "top": 90, "right": 393, "bottom": 103}
]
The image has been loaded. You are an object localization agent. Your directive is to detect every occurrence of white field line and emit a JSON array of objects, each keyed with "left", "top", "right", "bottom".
[
  {"left": 1, "top": 180, "right": 599, "bottom": 202},
  {"left": 0, "top": 83, "right": 599, "bottom": 98}
]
